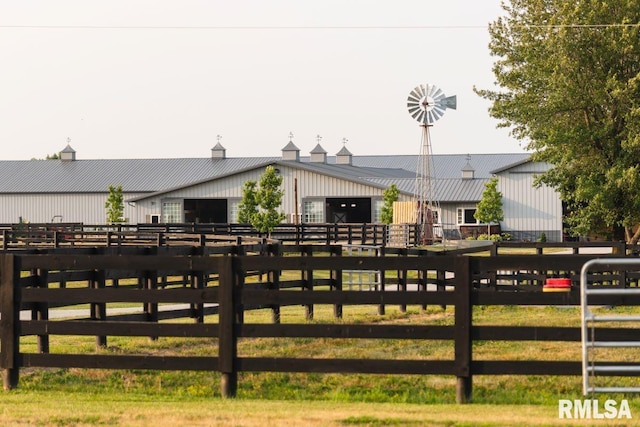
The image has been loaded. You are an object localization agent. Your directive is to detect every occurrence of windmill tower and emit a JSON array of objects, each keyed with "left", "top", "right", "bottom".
[{"left": 406, "top": 84, "right": 456, "bottom": 245}]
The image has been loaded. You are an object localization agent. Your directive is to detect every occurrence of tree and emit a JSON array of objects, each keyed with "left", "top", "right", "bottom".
[
  {"left": 105, "top": 184, "right": 125, "bottom": 224},
  {"left": 475, "top": 1, "right": 640, "bottom": 242},
  {"left": 237, "top": 180, "right": 258, "bottom": 224},
  {"left": 30, "top": 153, "right": 60, "bottom": 160},
  {"left": 474, "top": 177, "right": 504, "bottom": 235},
  {"left": 380, "top": 184, "right": 399, "bottom": 224},
  {"left": 251, "top": 166, "right": 286, "bottom": 235}
]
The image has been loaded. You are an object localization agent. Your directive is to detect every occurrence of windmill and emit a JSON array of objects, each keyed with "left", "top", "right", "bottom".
[{"left": 407, "top": 83, "right": 456, "bottom": 245}]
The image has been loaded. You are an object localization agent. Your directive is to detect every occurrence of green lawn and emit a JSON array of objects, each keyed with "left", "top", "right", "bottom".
[{"left": 7, "top": 305, "right": 640, "bottom": 426}]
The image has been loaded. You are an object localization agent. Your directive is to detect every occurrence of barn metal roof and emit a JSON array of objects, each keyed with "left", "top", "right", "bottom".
[
  {"left": 0, "top": 157, "right": 278, "bottom": 193},
  {"left": 349, "top": 153, "right": 530, "bottom": 179},
  {"left": 0, "top": 152, "right": 530, "bottom": 203},
  {"left": 363, "top": 178, "right": 490, "bottom": 202}
]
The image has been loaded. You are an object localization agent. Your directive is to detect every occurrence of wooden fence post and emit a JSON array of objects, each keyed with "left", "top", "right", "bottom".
[
  {"left": 398, "top": 248, "right": 408, "bottom": 313},
  {"left": 378, "top": 246, "right": 386, "bottom": 315},
  {"left": 418, "top": 268, "right": 427, "bottom": 312},
  {"left": 296, "top": 224, "right": 303, "bottom": 246},
  {"left": 0, "top": 254, "right": 20, "bottom": 390},
  {"left": 268, "top": 244, "right": 281, "bottom": 324},
  {"left": 490, "top": 243, "right": 498, "bottom": 257},
  {"left": 218, "top": 255, "right": 238, "bottom": 398},
  {"left": 331, "top": 245, "right": 343, "bottom": 319},
  {"left": 437, "top": 269, "right": 447, "bottom": 310},
  {"left": 144, "top": 247, "right": 159, "bottom": 341},
  {"left": 454, "top": 256, "right": 472, "bottom": 403},
  {"left": 191, "top": 245, "right": 206, "bottom": 323},
  {"left": 302, "top": 245, "right": 314, "bottom": 321},
  {"left": 234, "top": 238, "right": 246, "bottom": 325},
  {"left": 35, "top": 268, "right": 49, "bottom": 353},
  {"left": 92, "top": 268, "right": 107, "bottom": 348}
]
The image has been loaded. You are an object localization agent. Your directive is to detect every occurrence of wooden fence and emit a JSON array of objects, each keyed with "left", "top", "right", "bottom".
[
  {"left": 0, "top": 222, "right": 395, "bottom": 248},
  {"left": 2, "top": 246, "right": 640, "bottom": 403}
]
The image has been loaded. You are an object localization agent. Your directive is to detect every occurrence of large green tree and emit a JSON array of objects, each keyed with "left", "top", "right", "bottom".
[
  {"left": 474, "top": 177, "right": 504, "bottom": 235},
  {"left": 237, "top": 180, "right": 259, "bottom": 224},
  {"left": 476, "top": 0, "right": 640, "bottom": 242},
  {"left": 249, "top": 166, "right": 286, "bottom": 235},
  {"left": 105, "top": 184, "right": 125, "bottom": 224},
  {"left": 380, "top": 184, "right": 399, "bottom": 224}
]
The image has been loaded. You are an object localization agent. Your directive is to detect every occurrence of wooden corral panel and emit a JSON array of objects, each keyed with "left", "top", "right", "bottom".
[
  {"left": 389, "top": 201, "right": 417, "bottom": 247},
  {"left": 392, "top": 201, "right": 416, "bottom": 224}
]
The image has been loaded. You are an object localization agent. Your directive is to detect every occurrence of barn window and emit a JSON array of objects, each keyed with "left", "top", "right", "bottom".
[
  {"left": 229, "top": 200, "right": 240, "bottom": 223},
  {"left": 162, "top": 201, "right": 182, "bottom": 223},
  {"left": 303, "top": 200, "right": 323, "bottom": 223},
  {"left": 457, "top": 207, "right": 481, "bottom": 225},
  {"left": 372, "top": 199, "right": 383, "bottom": 223}
]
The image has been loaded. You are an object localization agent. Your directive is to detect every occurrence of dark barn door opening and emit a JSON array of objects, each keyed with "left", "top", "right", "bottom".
[
  {"left": 326, "top": 198, "right": 371, "bottom": 223},
  {"left": 184, "top": 199, "right": 227, "bottom": 223}
]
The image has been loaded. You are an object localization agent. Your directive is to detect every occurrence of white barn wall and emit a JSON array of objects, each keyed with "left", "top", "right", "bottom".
[
  {"left": 0, "top": 193, "right": 147, "bottom": 224},
  {"left": 496, "top": 162, "right": 562, "bottom": 241},
  {"left": 439, "top": 204, "right": 460, "bottom": 230},
  {"left": 132, "top": 164, "right": 412, "bottom": 222}
]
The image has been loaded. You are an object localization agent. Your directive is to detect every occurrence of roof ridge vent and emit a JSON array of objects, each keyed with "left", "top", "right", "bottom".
[
  {"left": 211, "top": 135, "right": 226, "bottom": 160},
  {"left": 60, "top": 140, "right": 76, "bottom": 161},
  {"left": 462, "top": 154, "right": 474, "bottom": 179},
  {"left": 336, "top": 138, "right": 352, "bottom": 165},
  {"left": 310, "top": 135, "right": 327, "bottom": 163},
  {"left": 281, "top": 132, "right": 300, "bottom": 161}
]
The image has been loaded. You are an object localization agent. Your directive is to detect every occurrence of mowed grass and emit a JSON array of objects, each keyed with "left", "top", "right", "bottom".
[{"left": 6, "top": 304, "right": 640, "bottom": 426}]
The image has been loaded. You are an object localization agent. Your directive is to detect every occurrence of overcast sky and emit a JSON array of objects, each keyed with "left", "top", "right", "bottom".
[{"left": 0, "top": 1, "right": 526, "bottom": 160}]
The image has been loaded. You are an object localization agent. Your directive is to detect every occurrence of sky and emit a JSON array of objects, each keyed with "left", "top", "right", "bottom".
[{"left": 0, "top": 1, "right": 527, "bottom": 161}]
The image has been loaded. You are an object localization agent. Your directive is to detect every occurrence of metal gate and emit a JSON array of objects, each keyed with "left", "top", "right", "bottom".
[
  {"left": 581, "top": 258, "right": 640, "bottom": 395},
  {"left": 343, "top": 244, "right": 381, "bottom": 290}
]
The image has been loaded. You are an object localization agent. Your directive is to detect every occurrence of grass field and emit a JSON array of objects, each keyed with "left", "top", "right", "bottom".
[{"left": 4, "top": 304, "right": 640, "bottom": 426}]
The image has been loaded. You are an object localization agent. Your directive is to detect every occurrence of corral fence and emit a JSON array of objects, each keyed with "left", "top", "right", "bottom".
[
  {"left": 2, "top": 244, "right": 640, "bottom": 403},
  {"left": 0, "top": 222, "right": 391, "bottom": 248},
  {"left": 2, "top": 222, "right": 636, "bottom": 252}
]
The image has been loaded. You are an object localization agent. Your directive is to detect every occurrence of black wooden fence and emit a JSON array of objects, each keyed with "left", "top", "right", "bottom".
[
  {"left": 1, "top": 247, "right": 640, "bottom": 403},
  {"left": 0, "top": 222, "right": 394, "bottom": 248}
]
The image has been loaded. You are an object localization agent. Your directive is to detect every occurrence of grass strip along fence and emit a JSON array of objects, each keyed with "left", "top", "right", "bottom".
[{"left": 1, "top": 244, "right": 640, "bottom": 403}]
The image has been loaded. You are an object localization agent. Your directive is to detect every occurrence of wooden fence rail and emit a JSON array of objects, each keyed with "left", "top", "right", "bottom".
[
  {"left": 2, "top": 249, "right": 640, "bottom": 403},
  {"left": 0, "top": 223, "right": 393, "bottom": 248}
]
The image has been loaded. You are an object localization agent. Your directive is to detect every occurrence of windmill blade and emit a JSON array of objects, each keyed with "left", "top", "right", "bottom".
[
  {"left": 426, "top": 110, "right": 434, "bottom": 124},
  {"left": 431, "top": 107, "right": 445, "bottom": 121},
  {"left": 408, "top": 90, "right": 422, "bottom": 104},
  {"left": 407, "top": 98, "right": 421, "bottom": 109},
  {"left": 416, "top": 110, "right": 426, "bottom": 124},
  {"left": 409, "top": 107, "right": 423, "bottom": 121},
  {"left": 430, "top": 86, "right": 444, "bottom": 100},
  {"left": 408, "top": 105, "right": 422, "bottom": 117},
  {"left": 407, "top": 104, "right": 422, "bottom": 116},
  {"left": 430, "top": 109, "right": 444, "bottom": 123},
  {"left": 425, "top": 84, "right": 435, "bottom": 97},
  {"left": 407, "top": 96, "right": 422, "bottom": 109}
]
